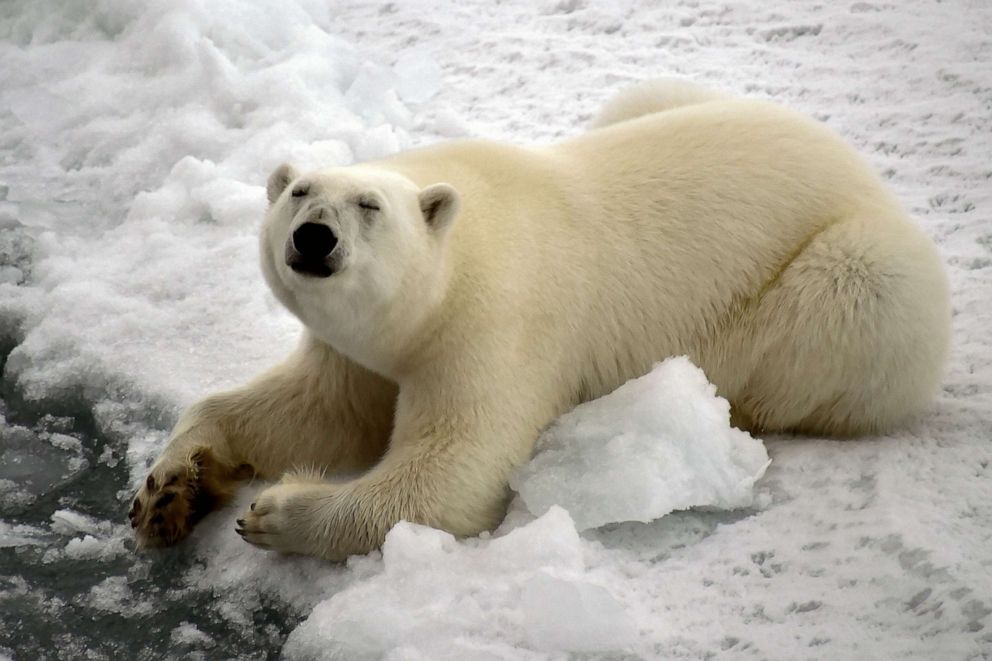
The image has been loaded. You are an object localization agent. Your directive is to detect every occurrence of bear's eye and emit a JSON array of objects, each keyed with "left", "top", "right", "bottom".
[
  {"left": 291, "top": 185, "right": 309, "bottom": 198},
  {"left": 357, "top": 198, "right": 381, "bottom": 212}
]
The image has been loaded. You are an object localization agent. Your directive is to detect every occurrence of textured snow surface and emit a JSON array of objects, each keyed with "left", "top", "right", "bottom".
[
  {"left": 512, "top": 357, "right": 770, "bottom": 531},
  {"left": 2, "top": 0, "right": 991, "bottom": 659}
]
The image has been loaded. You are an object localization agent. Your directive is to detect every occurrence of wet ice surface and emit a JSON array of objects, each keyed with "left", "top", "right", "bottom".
[
  {"left": 0, "top": 388, "right": 305, "bottom": 658},
  {"left": 2, "top": 0, "right": 992, "bottom": 659}
]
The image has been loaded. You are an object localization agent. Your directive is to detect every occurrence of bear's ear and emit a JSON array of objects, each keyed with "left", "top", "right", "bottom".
[
  {"left": 418, "top": 183, "right": 460, "bottom": 235},
  {"left": 267, "top": 163, "right": 299, "bottom": 205}
]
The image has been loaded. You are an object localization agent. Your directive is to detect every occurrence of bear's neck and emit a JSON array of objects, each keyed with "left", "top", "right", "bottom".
[{"left": 293, "top": 287, "right": 449, "bottom": 381}]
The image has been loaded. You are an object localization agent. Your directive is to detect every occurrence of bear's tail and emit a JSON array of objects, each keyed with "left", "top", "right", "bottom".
[{"left": 589, "top": 78, "right": 729, "bottom": 129}]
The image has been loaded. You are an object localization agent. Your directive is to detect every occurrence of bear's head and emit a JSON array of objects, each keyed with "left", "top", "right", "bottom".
[{"left": 260, "top": 163, "right": 460, "bottom": 372}]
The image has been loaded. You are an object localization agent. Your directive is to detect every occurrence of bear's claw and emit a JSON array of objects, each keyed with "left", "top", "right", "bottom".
[{"left": 236, "top": 483, "right": 301, "bottom": 553}]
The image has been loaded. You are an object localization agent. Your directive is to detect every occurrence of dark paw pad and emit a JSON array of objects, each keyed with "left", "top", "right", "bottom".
[{"left": 131, "top": 465, "right": 200, "bottom": 548}]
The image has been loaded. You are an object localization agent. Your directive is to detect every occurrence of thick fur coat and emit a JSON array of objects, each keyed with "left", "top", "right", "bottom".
[{"left": 130, "top": 80, "right": 950, "bottom": 561}]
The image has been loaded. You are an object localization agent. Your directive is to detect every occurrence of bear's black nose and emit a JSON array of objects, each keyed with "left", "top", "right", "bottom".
[{"left": 292, "top": 222, "right": 338, "bottom": 259}]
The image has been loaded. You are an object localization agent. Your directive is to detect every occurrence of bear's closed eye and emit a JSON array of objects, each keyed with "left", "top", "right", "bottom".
[
  {"left": 292, "top": 185, "right": 309, "bottom": 198},
  {"left": 357, "top": 198, "right": 380, "bottom": 211}
]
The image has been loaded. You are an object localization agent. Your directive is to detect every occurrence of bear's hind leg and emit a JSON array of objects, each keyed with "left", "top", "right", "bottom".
[{"left": 733, "top": 212, "right": 949, "bottom": 436}]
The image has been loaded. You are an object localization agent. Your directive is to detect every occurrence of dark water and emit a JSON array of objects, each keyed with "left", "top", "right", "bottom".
[
  {"left": 0, "top": 375, "right": 302, "bottom": 661},
  {"left": 0, "top": 226, "right": 300, "bottom": 661}
]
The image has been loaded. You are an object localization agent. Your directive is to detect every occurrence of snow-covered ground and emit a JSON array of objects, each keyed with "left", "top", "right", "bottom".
[{"left": 1, "top": 0, "right": 990, "bottom": 658}]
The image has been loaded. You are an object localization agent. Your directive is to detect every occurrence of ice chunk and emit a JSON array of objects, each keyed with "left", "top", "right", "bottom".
[
  {"left": 393, "top": 50, "right": 443, "bottom": 104},
  {"left": 63, "top": 533, "right": 128, "bottom": 562},
  {"left": 44, "top": 508, "right": 130, "bottom": 562},
  {"left": 345, "top": 62, "right": 414, "bottom": 128},
  {"left": 44, "top": 433, "right": 79, "bottom": 452},
  {"left": 0, "top": 521, "right": 48, "bottom": 548},
  {"left": 521, "top": 573, "right": 637, "bottom": 652},
  {"left": 345, "top": 62, "right": 396, "bottom": 110},
  {"left": 352, "top": 124, "right": 408, "bottom": 162},
  {"left": 170, "top": 622, "right": 215, "bottom": 649},
  {"left": 98, "top": 445, "right": 120, "bottom": 468},
  {"left": 50, "top": 509, "right": 103, "bottom": 536},
  {"left": 87, "top": 576, "right": 156, "bottom": 616},
  {"left": 284, "top": 507, "right": 631, "bottom": 658},
  {"left": 510, "top": 356, "right": 770, "bottom": 530},
  {"left": 485, "top": 503, "right": 584, "bottom": 570},
  {"left": 64, "top": 535, "right": 104, "bottom": 559},
  {"left": 0, "top": 479, "right": 35, "bottom": 512}
]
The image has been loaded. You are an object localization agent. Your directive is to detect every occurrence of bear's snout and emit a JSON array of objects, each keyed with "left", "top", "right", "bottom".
[
  {"left": 293, "top": 222, "right": 337, "bottom": 258},
  {"left": 285, "top": 222, "right": 339, "bottom": 278}
]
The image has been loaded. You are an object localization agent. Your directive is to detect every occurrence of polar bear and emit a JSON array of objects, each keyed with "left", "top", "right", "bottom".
[{"left": 129, "top": 80, "right": 950, "bottom": 560}]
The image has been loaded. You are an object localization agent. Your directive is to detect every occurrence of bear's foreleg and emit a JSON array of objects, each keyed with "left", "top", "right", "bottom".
[
  {"left": 237, "top": 374, "right": 542, "bottom": 561},
  {"left": 130, "top": 333, "right": 397, "bottom": 548}
]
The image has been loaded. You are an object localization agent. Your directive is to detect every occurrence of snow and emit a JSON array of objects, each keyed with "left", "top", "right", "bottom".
[
  {"left": 1, "top": 0, "right": 991, "bottom": 659},
  {"left": 511, "top": 357, "right": 770, "bottom": 530},
  {"left": 393, "top": 50, "right": 444, "bottom": 105},
  {"left": 520, "top": 572, "right": 638, "bottom": 653},
  {"left": 170, "top": 622, "right": 215, "bottom": 650},
  {"left": 87, "top": 575, "right": 156, "bottom": 617},
  {"left": 49, "top": 509, "right": 103, "bottom": 537},
  {"left": 285, "top": 508, "right": 638, "bottom": 659}
]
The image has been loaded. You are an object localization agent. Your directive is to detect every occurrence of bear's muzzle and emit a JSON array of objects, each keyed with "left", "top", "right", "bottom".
[{"left": 286, "top": 221, "right": 338, "bottom": 278}]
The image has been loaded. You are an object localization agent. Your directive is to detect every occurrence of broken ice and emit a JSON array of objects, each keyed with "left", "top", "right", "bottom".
[{"left": 510, "top": 356, "right": 771, "bottom": 531}]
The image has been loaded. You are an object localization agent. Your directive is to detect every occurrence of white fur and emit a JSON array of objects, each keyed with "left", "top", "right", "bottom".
[
  {"left": 138, "top": 80, "right": 950, "bottom": 561},
  {"left": 589, "top": 77, "right": 729, "bottom": 128}
]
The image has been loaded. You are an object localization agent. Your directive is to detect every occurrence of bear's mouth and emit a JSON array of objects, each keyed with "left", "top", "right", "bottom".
[{"left": 287, "top": 253, "right": 335, "bottom": 278}]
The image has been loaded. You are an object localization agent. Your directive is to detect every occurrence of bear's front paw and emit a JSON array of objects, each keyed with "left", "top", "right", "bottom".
[
  {"left": 129, "top": 461, "right": 200, "bottom": 548},
  {"left": 129, "top": 447, "right": 248, "bottom": 548},
  {"left": 236, "top": 481, "right": 320, "bottom": 556},
  {"left": 236, "top": 479, "right": 379, "bottom": 561}
]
